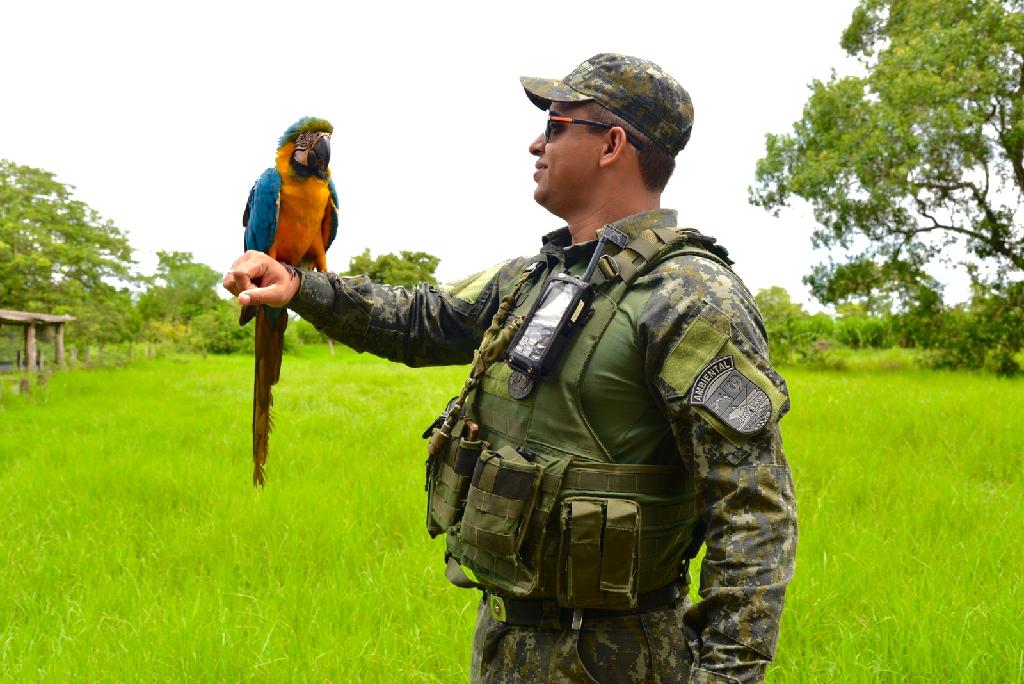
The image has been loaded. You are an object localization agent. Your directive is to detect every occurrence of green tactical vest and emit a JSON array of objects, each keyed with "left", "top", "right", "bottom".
[{"left": 425, "top": 226, "right": 732, "bottom": 609}]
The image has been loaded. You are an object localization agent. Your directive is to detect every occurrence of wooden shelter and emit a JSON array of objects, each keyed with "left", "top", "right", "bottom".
[{"left": 0, "top": 309, "right": 74, "bottom": 372}]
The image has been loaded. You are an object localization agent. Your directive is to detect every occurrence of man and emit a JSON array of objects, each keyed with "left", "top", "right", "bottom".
[{"left": 225, "top": 54, "right": 797, "bottom": 684}]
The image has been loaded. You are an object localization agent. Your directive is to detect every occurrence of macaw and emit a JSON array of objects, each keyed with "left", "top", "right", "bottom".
[{"left": 241, "top": 116, "right": 339, "bottom": 486}]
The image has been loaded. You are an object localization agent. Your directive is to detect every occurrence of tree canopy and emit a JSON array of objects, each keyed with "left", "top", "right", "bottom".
[
  {"left": 751, "top": 0, "right": 1024, "bottom": 307},
  {"left": 137, "top": 250, "right": 221, "bottom": 324},
  {"left": 345, "top": 248, "right": 440, "bottom": 288},
  {"left": 0, "top": 159, "right": 139, "bottom": 342}
]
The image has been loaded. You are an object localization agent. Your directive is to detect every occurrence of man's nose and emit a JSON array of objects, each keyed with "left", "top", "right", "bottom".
[{"left": 528, "top": 133, "right": 546, "bottom": 156}]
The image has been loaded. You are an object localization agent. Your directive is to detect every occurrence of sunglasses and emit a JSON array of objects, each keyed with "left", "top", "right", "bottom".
[{"left": 545, "top": 116, "right": 644, "bottom": 149}]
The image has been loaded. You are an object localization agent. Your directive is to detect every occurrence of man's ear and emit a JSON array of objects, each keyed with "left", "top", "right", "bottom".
[{"left": 598, "top": 127, "right": 631, "bottom": 168}]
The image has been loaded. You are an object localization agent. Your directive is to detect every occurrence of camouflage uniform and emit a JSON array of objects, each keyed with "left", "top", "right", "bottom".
[{"left": 287, "top": 55, "right": 797, "bottom": 684}]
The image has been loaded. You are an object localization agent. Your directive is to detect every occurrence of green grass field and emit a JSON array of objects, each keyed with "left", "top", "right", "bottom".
[{"left": 1, "top": 348, "right": 1022, "bottom": 682}]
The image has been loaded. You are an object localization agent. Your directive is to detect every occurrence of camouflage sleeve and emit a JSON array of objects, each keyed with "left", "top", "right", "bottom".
[
  {"left": 287, "top": 258, "right": 530, "bottom": 367},
  {"left": 636, "top": 255, "right": 798, "bottom": 684}
]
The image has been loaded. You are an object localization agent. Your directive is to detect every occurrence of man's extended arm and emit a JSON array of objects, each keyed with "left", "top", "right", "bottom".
[
  {"left": 638, "top": 255, "right": 798, "bottom": 684},
  {"left": 224, "top": 250, "right": 532, "bottom": 367}
]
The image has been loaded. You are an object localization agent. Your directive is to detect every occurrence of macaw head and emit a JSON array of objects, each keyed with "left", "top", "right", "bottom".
[{"left": 278, "top": 117, "right": 333, "bottom": 180}]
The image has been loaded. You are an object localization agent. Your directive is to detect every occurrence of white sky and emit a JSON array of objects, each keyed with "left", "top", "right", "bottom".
[{"left": 4, "top": 0, "right": 956, "bottom": 310}]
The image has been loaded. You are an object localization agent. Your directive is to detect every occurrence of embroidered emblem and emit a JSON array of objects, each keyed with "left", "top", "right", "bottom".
[
  {"left": 508, "top": 370, "right": 535, "bottom": 400},
  {"left": 689, "top": 356, "right": 771, "bottom": 434}
]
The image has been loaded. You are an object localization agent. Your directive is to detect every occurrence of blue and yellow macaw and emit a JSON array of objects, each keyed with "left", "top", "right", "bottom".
[{"left": 241, "top": 116, "right": 339, "bottom": 486}]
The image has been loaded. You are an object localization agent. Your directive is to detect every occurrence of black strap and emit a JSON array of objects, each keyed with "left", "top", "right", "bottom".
[{"left": 485, "top": 582, "right": 682, "bottom": 627}]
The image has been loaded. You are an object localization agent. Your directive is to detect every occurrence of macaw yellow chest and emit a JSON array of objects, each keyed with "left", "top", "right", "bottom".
[{"left": 275, "top": 175, "right": 331, "bottom": 267}]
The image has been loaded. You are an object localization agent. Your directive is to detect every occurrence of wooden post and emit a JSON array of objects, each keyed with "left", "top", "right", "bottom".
[
  {"left": 70, "top": 346, "right": 78, "bottom": 364},
  {"left": 19, "top": 378, "right": 29, "bottom": 394},
  {"left": 327, "top": 339, "right": 335, "bottom": 356},
  {"left": 85, "top": 346, "right": 92, "bottom": 366},
  {"left": 55, "top": 322, "right": 66, "bottom": 367},
  {"left": 24, "top": 323, "right": 37, "bottom": 373}
]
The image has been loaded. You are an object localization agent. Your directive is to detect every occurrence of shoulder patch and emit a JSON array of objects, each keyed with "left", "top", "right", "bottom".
[
  {"left": 658, "top": 303, "right": 731, "bottom": 396},
  {"left": 658, "top": 301, "right": 788, "bottom": 444},
  {"left": 443, "top": 263, "right": 504, "bottom": 304},
  {"left": 689, "top": 355, "right": 770, "bottom": 434}
]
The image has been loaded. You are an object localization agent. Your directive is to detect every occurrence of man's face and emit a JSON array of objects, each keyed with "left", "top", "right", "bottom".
[{"left": 529, "top": 102, "right": 604, "bottom": 218}]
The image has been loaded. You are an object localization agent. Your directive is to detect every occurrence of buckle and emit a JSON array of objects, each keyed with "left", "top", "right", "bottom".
[{"left": 489, "top": 594, "right": 507, "bottom": 622}]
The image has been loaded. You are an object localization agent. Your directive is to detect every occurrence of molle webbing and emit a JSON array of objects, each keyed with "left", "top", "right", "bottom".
[
  {"left": 439, "top": 227, "right": 727, "bottom": 601},
  {"left": 448, "top": 458, "right": 699, "bottom": 598},
  {"left": 557, "top": 462, "right": 687, "bottom": 499},
  {"left": 496, "top": 228, "right": 732, "bottom": 459},
  {"left": 597, "top": 227, "right": 733, "bottom": 286},
  {"left": 426, "top": 261, "right": 543, "bottom": 460}
]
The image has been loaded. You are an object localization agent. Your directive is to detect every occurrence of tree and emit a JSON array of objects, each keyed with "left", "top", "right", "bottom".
[
  {"left": 755, "top": 286, "right": 814, "bottom": 362},
  {"left": 804, "top": 258, "right": 943, "bottom": 316},
  {"left": 755, "top": 286, "right": 807, "bottom": 325},
  {"left": 190, "top": 300, "right": 253, "bottom": 355},
  {"left": 751, "top": 0, "right": 1024, "bottom": 305},
  {"left": 345, "top": 248, "right": 440, "bottom": 288},
  {"left": 136, "top": 250, "right": 221, "bottom": 324},
  {"left": 0, "top": 159, "right": 138, "bottom": 343}
]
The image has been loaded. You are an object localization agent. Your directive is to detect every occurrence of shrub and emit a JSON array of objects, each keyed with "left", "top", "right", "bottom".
[
  {"left": 190, "top": 304, "right": 252, "bottom": 355},
  {"left": 833, "top": 316, "right": 894, "bottom": 349},
  {"left": 144, "top": 319, "right": 190, "bottom": 350},
  {"left": 292, "top": 318, "right": 327, "bottom": 345}
]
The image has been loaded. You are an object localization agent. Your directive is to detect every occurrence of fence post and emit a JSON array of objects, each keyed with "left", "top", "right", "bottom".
[
  {"left": 55, "top": 322, "right": 66, "bottom": 367},
  {"left": 24, "top": 323, "right": 37, "bottom": 373}
]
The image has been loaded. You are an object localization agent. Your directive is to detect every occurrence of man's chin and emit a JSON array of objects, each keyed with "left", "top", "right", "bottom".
[
  {"left": 532, "top": 194, "right": 568, "bottom": 222},
  {"left": 533, "top": 185, "right": 553, "bottom": 210}
]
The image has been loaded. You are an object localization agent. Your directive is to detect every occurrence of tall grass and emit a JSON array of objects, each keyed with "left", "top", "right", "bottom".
[
  {"left": 0, "top": 349, "right": 1021, "bottom": 682},
  {"left": 775, "top": 367, "right": 1023, "bottom": 683}
]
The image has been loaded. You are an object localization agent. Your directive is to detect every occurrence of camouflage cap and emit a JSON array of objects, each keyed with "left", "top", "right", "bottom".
[{"left": 520, "top": 53, "right": 694, "bottom": 157}]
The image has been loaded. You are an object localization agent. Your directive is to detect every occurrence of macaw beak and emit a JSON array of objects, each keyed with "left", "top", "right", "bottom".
[
  {"left": 292, "top": 132, "right": 332, "bottom": 179},
  {"left": 308, "top": 133, "right": 331, "bottom": 179}
]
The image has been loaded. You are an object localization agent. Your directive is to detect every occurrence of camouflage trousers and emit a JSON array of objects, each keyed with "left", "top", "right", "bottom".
[{"left": 469, "top": 595, "right": 694, "bottom": 684}]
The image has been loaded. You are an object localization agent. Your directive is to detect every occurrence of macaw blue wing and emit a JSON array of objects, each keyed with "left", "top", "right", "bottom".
[
  {"left": 325, "top": 177, "right": 340, "bottom": 251},
  {"left": 243, "top": 168, "right": 282, "bottom": 254}
]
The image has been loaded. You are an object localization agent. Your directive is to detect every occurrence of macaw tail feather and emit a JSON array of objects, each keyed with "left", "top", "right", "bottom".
[
  {"left": 252, "top": 306, "right": 288, "bottom": 487},
  {"left": 239, "top": 304, "right": 258, "bottom": 326}
]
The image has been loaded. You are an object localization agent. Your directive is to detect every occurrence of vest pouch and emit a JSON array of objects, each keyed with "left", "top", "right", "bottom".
[
  {"left": 428, "top": 437, "right": 485, "bottom": 533},
  {"left": 557, "top": 497, "right": 641, "bottom": 609},
  {"left": 459, "top": 446, "right": 543, "bottom": 559},
  {"left": 448, "top": 449, "right": 569, "bottom": 597}
]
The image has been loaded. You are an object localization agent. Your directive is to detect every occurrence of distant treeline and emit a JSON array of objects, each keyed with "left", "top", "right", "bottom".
[
  {"left": 0, "top": 245, "right": 440, "bottom": 362},
  {"left": 755, "top": 285, "right": 1023, "bottom": 375},
  {"left": 0, "top": 157, "right": 441, "bottom": 363},
  {"left": 2, "top": 158, "right": 1020, "bottom": 375}
]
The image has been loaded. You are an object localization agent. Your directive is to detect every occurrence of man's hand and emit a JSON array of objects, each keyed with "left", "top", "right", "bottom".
[{"left": 222, "top": 250, "right": 300, "bottom": 307}]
